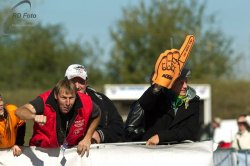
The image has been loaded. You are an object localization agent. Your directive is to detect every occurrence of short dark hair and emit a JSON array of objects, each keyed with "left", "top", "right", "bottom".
[{"left": 54, "top": 77, "right": 77, "bottom": 96}]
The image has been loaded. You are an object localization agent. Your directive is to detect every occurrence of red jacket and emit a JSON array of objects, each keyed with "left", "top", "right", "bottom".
[{"left": 29, "top": 90, "right": 93, "bottom": 148}]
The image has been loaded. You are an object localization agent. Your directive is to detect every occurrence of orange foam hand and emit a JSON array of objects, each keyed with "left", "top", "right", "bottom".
[{"left": 152, "top": 35, "right": 195, "bottom": 88}]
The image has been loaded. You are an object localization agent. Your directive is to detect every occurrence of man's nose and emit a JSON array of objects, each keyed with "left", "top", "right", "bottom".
[
  {"left": 183, "top": 81, "right": 188, "bottom": 88},
  {"left": 66, "top": 98, "right": 70, "bottom": 105},
  {"left": 75, "top": 82, "right": 80, "bottom": 88}
]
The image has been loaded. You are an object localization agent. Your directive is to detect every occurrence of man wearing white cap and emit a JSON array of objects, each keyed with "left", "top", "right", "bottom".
[{"left": 65, "top": 64, "right": 124, "bottom": 143}]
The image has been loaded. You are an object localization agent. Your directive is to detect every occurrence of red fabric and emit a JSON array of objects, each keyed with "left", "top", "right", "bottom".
[
  {"left": 29, "top": 90, "right": 93, "bottom": 148},
  {"left": 218, "top": 141, "right": 231, "bottom": 149}
]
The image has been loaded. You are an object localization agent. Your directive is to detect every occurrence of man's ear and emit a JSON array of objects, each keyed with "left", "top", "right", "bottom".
[{"left": 54, "top": 92, "right": 58, "bottom": 100}]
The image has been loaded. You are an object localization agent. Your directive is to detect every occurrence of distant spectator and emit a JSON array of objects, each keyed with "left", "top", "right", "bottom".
[
  {"left": 200, "top": 117, "right": 221, "bottom": 141},
  {"left": 231, "top": 114, "right": 250, "bottom": 150}
]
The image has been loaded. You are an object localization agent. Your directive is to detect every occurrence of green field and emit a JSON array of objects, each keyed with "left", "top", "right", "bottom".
[{"left": 24, "top": 121, "right": 34, "bottom": 145}]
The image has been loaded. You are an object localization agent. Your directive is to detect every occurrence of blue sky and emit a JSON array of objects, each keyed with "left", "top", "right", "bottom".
[
  {"left": 3, "top": 0, "right": 250, "bottom": 76},
  {"left": 32, "top": 0, "right": 149, "bottom": 58}
]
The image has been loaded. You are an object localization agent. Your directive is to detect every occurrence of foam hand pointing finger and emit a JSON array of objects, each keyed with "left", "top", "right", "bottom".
[{"left": 152, "top": 35, "right": 195, "bottom": 88}]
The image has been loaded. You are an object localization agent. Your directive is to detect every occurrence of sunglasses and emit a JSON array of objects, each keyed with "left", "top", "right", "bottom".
[
  {"left": 237, "top": 122, "right": 247, "bottom": 125},
  {"left": 71, "top": 77, "right": 86, "bottom": 85}
]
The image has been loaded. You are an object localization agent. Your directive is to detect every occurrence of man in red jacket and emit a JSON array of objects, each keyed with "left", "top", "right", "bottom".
[{"left": 15, "top": 77, "right": 101, "bottom": 157}]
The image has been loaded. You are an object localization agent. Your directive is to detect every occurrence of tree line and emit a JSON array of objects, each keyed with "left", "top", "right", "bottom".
[{"left": 0, "top": 0, "right": 246, "bottom": 118}]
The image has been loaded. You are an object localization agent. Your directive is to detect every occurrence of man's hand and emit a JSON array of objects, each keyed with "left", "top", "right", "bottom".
[
  {"left": 91, "top": 131, "right": 101, "bottom": 144},
  {"left": 146, "top": 134, "right": 160, "bottom": 146},
  {"left": 77, "top": 138, "right": 91, "bottom": 157},
  {"left": 34, "top": 115, "right": 47, "bottom": 125},
  {"left": 12, "top": 145, "right": 22, "bottom": 157},
  {"left": 152, "top": 35, "right": 195, "bottom": 88}
]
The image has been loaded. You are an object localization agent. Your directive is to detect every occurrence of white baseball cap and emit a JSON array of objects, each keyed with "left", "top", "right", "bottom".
[{"left": 65, "top": 64, "right": 88, "bottom": 80}]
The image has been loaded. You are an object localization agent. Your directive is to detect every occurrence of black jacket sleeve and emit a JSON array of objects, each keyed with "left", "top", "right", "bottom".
[
  {"left": 15, "top": 122, "right": 26, "bottom": 146},
  {"left": 87, "top": 88, "right": 124, "bottom": 143},
  {"left": 124, "top": 101, "right": 145, "bottom": 141},
  {"left": 96, "top": 94, "right": 124, "bottom": 143},
  {"left": 138, "top": 86, "right": 161, "bottom": 112}
]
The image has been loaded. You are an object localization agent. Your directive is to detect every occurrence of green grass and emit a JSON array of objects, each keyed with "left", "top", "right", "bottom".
[
  {"left": 0, "top": 88, "right": 46, "bottom": 107},
  {"left": 24, "top": 121, "right": 34, "bottom": 146}
]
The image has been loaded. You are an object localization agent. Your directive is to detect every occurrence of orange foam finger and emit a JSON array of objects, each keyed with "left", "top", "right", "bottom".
[
  {"left": 152, "top": 50, "right": 176, "bottom": 88},
  {"left": 152, "top": 50, "right": 171, "bottom": 82},
  {"left": 167, "top": 49, "right": 181, "bottom": 88},
  {"left": 179, "top": 35, "right": 195, "bottom": 69},
  {"left": 152, "top": 52, "right": 164, "bottom": 81}
]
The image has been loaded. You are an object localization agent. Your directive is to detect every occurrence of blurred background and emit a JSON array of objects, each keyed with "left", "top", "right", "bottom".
[{"left": 1, "top": 0, "right": 250, "bottom": 144}]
